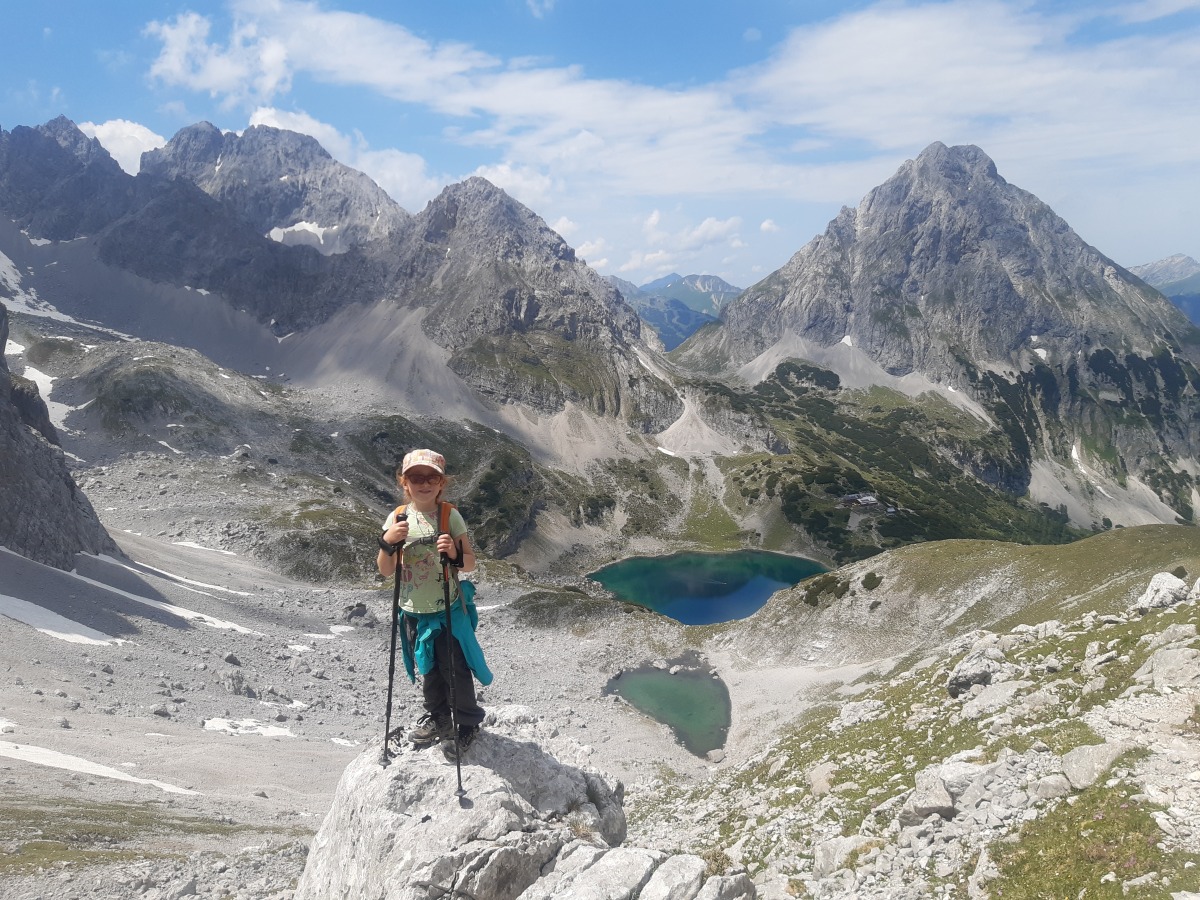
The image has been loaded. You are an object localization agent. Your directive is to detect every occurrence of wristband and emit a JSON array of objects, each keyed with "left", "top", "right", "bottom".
[{"left": 378, "top": 535, "right": 400, "bottom": 555}]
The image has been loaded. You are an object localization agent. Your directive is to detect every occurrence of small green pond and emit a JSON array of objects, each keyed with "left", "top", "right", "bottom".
[{"left": 604, "top": 651, "right": 730, "bottom": 757}]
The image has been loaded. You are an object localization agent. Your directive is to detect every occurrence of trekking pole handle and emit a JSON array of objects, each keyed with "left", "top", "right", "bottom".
[{"left": 437, "top": 530, "right": 457, "bottom": 567}]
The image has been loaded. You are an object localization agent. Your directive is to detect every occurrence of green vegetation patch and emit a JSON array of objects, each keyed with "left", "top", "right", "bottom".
[
  {"left": 0, "top": 796, "right": 300, "bottom": 875},
  {"left": 510, "top": 588, "right": 629, "bottom": 635},
  {"left": 988, "top": 777, "right": 1200, "bottom": 898},
  {"left": 257, "top": 497, "right": 380, "bottom": 584},
  {"left": 24, "top": 337, "right": 86, "bottom": 366},
  {"left": 712, "top": 366, "right": 1084, "bottom": 564}
]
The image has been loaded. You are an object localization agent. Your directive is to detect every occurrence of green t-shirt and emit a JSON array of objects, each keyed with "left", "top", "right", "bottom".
[{"left": 383, "top": 504, "right": 468, "bottom": 615}]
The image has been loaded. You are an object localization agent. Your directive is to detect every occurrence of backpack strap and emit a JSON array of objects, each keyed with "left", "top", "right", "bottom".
[{"left": 438, "top": 500, "right": 455, "bottom": 535}]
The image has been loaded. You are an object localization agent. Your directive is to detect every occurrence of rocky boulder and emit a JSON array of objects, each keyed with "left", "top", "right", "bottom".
[{"left": 296, "top": 706, "right": 753, "bottom": 900}]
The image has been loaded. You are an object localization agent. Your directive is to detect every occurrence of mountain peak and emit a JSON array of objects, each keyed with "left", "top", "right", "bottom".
[
  {"left": 141, "top": 120, "right": 409, "bottom": 252},
  {"left": 1131, "top": 253, "right": 1200, "bottom": 286},
  {"left": 38, "top": 115, "right": 121, "bottom": 171},
  {"left": 912, "top": 141, "right": 999, "bottom": 179}
]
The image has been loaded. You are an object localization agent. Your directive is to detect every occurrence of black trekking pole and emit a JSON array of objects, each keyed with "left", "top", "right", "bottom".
[
  {"left": 379, "top": 516, "right": 406, "bottom": 767},
  {"left": 440, "top": 534, "right": 466, "bottom": 799}
]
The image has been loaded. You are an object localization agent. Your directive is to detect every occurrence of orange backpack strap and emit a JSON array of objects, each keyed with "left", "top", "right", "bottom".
[
  {"left": 438, "top": 501, "right": 456, "bottom": 535},
  {"left": 394, "top": 503, "right": 407, "bottom": 522}
]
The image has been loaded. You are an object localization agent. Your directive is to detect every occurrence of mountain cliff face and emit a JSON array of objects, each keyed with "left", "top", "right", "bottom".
[
  {"left": 380, "top": 177, "right": 679, "bottom": 426},
  {"left": 140, "top": 123, "right": 410, "bottom": 253},
  {"left": 0, "top": 116, "right": 136, "bottom": 241},
  {"left": 0, "top": 302, "right": 117, "bottom": 568},
  {"left": 680, "top": 142, "right": 1200, "bottom": 522},
  {"left": 707, "top": 143, "right": 1191, "bottom": 374}
]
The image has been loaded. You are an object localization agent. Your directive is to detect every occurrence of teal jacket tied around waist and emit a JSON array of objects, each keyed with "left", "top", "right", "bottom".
[{"left": 399, "top": 580, "right": 493, "bottom": 686}]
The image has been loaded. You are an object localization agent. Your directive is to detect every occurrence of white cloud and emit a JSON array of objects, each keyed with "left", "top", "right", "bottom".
[
  {"left": 526, "top": 0, "right": 557, "bottom": 19},
  {"left": 1115, "top": 0, "right": 1200, "bottom": 23},
  {"left": 471, "top": 162, "right": 556, "bottom": 209},
  {"left": 760, "top": 219, "right": 780, "bottom": 233},
  {"left": 677, "top": 216, "right": 741, "bottom": 251},
  {"left": 619, "top": 249, "right": 673, "bottom": 276},
  {"left": 551, "top": 216, "right": 578, "bottom": 238},
  {"left": 577, "top": 237, "right": 607, "bottom": 259},
  {"left": 79, "top": 119, "right": 166, "bottom": 174}
]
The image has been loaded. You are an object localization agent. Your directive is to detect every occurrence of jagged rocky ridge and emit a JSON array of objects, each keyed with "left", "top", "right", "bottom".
[
  {"left": 0, "top": 117, "right": 677, "bottom": 430},
  {"left": 0, "top": 302, "right": 116, "bottom": 568},
  {"left": 140, "top": 122, "right": 410, "bottom": 253}
]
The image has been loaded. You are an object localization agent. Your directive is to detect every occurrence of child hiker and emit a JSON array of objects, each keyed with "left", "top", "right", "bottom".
[{"left": 377, "top": 449, "right": 491, "bottom": 760}]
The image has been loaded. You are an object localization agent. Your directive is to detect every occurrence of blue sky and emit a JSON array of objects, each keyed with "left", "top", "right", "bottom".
[{"left": 2, "top": 1, "right": 1198, "bottom": 289}]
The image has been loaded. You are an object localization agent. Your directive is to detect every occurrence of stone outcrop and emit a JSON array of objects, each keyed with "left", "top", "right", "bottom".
[
  {"left": 0, "top": 302, "right": 117, "bottom": 567},
  {"left": 296, "top": 706, "right": 753, "bottom": 900}
]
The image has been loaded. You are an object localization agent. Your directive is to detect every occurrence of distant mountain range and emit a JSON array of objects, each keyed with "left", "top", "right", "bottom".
[
  {"left": 1131, "top": 253, "right": 1200, "bottom": 325},
  {"left": 604, "top": 274, "right": 735, "bottom": 350},
  {"left": 3, "top": 117, "right": 1198, "bottom": 576}
]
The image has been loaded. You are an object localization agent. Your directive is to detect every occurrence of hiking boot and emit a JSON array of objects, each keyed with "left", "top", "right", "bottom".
[
  {"left": 408, "top": 713, "right": 453, "bottom": 747},
  {"left": 442, "top": 724, "right": 480, "bottom": 761}
]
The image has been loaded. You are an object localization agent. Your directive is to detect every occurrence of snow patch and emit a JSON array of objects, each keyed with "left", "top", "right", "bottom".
[
  {"left": 63, "top": 566, "right": 257, "bottom": 633},
  {"left": 96, "top": 554, "right": 252, "bottom": 597},
  {"left": 840, "top": 335, "right": 853, "bottom": 347},
  {"left": 267, "top": 221, "right": 344, "bottom": 254},
  {"left": 157, "top": 440, "right": 184, "bottom": 455},
  {"left": 20, "top": 365, "right": 77, "bottom": 431},
  {"left": 204, "top": 718, "right": 295, "bottom": 738},
  {"left": 0, "top": 741, "right": 198, "bottom": 793},
  {"left": 172, "top": 541, "right": 237, "bottom": 556},
  {"left": 0, "top": 593, "right": 124, "bottom": 644},
  {"left": 1034, "top": 348, "right": 1048, "bottom": 361},
  {"left": 5, "top": 339, "right": 26, "bottom": 355}
]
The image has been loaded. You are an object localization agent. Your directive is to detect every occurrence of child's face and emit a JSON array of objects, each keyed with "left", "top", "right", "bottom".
[{"left": 402, "top": 467, "right": 444, "bottom": 503}]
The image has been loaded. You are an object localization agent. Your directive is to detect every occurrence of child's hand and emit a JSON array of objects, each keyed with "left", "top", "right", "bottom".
[
  {"left": 436, "top": 534, "right": 457, "bottom": 560},
  {"left": 384, "top": 517, "right": 408, "bottom": 546}
]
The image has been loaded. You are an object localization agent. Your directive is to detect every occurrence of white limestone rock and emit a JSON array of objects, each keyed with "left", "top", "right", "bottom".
[{"left": 1128, "top": 572, "right": 1190, "bottom": 616}]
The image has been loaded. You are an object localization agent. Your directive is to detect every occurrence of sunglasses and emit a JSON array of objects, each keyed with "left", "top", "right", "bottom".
[{"left": 405, "top": 472, "right": 443, "bottom": 485}]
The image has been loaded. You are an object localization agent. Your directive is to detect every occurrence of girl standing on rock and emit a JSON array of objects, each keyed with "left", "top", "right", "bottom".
[{"left": 377, "top": 449, "right": 490, "bottom": 760}]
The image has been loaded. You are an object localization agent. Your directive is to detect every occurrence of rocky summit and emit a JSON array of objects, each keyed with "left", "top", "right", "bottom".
[{"left": 296, "top": 707, "right": 753, "bottom": 900}]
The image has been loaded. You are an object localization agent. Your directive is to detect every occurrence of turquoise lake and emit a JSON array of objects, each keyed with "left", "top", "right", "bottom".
[
  {"left": 604, "top": 652, "right": 731, "bottom": 757},
  {"left": 589, "top": 549, "right": 825, "bottom": 625}
]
